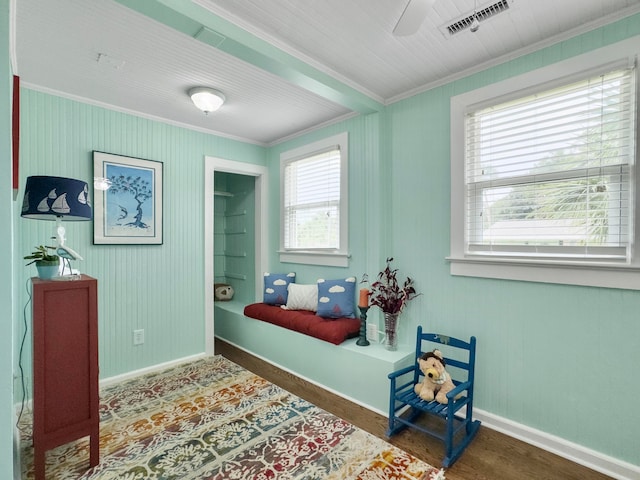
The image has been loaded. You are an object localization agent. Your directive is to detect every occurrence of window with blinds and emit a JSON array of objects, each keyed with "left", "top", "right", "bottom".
[
  {"left": 464, "top": 66, "right": 636, "bottom": 260},
  {"left": 279, "top": 132, "right": 349, "bottom": 268},
  {"left": 282, "top": 146, "right": 341, "bottom": 250}
]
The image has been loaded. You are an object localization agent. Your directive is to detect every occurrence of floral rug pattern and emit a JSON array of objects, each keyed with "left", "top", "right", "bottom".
[{"left": 21, "top": 356, "right": 444, "bottom": 480}]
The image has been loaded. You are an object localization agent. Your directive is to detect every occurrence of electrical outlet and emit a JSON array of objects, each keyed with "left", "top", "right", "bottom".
[
  {"left": 133, "top": 329, "right": 145, "bottom": 345},
  {"left": 366, "top": 323, "right": 378, "bottom": 343}
]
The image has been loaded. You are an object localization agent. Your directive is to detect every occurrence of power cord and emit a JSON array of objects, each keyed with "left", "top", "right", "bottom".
[{"left": 16, "top": 278, "right": 32, "bottom": 436}]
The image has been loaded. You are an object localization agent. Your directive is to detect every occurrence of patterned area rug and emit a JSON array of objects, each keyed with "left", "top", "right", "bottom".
[{"left": 21, "top": 355, "right": 444, "bottom": 479}]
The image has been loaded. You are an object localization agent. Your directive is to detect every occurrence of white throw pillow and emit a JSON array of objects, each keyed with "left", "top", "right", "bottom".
[{"left": 282, "top": 283, "right": 318, "bottom": 311}]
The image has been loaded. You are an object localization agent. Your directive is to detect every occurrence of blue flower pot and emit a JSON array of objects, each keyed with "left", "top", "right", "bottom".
[{"left": 36, "top": 263, "right": 60, "bottom": 280}]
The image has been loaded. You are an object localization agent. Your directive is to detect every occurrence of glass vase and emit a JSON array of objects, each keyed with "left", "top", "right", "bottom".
[{"left": 384, "top": 312, "right": 400, "bottom": 351}]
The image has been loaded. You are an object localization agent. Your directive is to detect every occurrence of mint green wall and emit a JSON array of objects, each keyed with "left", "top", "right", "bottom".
[
  {"left": 14, "top": 90, "right": 266, "bottom": 398},
  {"left": 386, "top": 16, "right": 640, "bottom": 466},
  {"left": 1, "top": 0, "right": 15, "bottom": 477}
]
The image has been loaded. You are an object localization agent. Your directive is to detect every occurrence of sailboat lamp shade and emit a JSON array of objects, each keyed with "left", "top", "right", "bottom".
[{"left": 21, "top": 176, "right": 92, "bottom": 221}]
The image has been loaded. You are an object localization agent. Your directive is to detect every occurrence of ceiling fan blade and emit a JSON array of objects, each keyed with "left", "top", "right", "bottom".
[{"left": 393, "top": 0, "right": 436, "bottom": 36}]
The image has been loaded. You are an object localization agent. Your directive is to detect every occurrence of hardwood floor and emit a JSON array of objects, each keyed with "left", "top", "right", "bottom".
[{"left": 215, "top": 338, "right": 614, "bottom": 480}]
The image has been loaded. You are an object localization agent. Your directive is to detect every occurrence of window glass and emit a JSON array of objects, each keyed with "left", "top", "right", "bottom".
[
  {"left": 465, "top": 67, "right": 634, "bottom": 261},
  {"left": 283, "top": 147, "right": 341, "bottom": 249},
  {"left": 280, "top": 132, "right": 349, "bottom": 267},
  {"left": 449, "top": 38, "right": 640, "bottom": 289}
]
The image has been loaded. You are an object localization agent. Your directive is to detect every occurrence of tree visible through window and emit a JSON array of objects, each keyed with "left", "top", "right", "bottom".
[{"left": 465, "top": 67, "right": 634, "bottom": 259}]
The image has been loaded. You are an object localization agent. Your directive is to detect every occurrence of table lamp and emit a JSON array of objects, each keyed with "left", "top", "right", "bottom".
[{"left": 21, "top": 176, "right": 92, "bottom": 276}]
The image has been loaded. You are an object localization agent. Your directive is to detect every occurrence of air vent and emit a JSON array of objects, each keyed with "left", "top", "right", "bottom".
[{"left": 441, "top": 0, "right": 512, "bottom": 36}]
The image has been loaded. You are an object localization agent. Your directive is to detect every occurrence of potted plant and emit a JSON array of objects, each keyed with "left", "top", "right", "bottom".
[
  {"left": 370, "top": 257, "right": 420, "bottom": 350},
  {"left": 24, "top": 245, "right": 60, "bottom": 280}
]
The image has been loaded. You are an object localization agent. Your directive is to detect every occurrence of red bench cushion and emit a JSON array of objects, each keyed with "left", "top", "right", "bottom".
[{"left": 243, "top": 303, "right": 361, "bottom": 345}]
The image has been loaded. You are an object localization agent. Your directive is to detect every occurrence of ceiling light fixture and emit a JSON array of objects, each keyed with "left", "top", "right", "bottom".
[{"left": 188, "top": 87, "right": 225, "bottom": 115}]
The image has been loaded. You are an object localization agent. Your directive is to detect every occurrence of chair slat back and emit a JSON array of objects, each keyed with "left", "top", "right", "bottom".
[{"left": 415, "top": 325, "right": 477, "bottom": 386}]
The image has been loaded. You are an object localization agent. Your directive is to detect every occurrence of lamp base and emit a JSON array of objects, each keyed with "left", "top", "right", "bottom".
[
  {"left": 57, "top": 244, "right": 83, "bottom": 261},
  {"left": 52, "top": 274, "right": 83, "bottom": 281}
]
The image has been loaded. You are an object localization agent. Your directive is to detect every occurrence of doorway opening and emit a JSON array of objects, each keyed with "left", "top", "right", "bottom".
[{"left": 204, "top": 157, "right": 268, "bottom": 354}]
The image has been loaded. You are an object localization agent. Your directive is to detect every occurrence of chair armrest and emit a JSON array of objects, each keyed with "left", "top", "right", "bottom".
[
  {"left": 388, "top": 364, "right": 417, "bottom": 379},
  {"left": 446, "top": 380, "right": 471, "bottom": 400}
]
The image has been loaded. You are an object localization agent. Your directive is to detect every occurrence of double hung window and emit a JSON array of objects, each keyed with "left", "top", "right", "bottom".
[
  {"left": 466, "top": 68, "right": 634, "bottom": 260},
  {"left": 280, "top": 133, "right": 349, "bottom": 266},
  {"left": 450, "top": 39, "right": 639, "bottom": 289}
]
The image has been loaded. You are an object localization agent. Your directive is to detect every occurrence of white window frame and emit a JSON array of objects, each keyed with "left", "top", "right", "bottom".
[
  {"left": 449, "top": 37, "right": 640, "bottom": 290},
  {"left": 279, "top": 132, "right": 349, "bottom": 267}
]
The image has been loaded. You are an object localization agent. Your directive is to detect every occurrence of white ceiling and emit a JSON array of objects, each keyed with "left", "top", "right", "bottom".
[{"left": 14, "top": 0, "right": 640, "bottom": 145}]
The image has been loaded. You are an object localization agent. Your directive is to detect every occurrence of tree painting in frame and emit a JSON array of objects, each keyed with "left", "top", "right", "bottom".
[{"left": 93, "top": 152, "right": 163, "bottom": 245}]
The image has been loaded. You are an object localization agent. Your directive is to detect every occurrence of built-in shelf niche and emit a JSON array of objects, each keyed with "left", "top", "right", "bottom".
[{"left": 213, "top": 174, "right": 255, "bottom": 304}]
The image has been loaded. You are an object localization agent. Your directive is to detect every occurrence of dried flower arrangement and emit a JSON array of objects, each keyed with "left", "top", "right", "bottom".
[{"left": 369, "top": 257, "right": 420, "bottom": 314}]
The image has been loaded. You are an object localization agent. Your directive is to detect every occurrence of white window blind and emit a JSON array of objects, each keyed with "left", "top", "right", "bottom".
[
  {"left": 283, "top": 146, "right": 341, "bottom": 250},
  {"left": 465, "top": 66, "right": 636, "bottom": 260}
]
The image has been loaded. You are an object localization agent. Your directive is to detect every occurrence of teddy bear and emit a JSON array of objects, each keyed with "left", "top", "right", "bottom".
[{"left": 414, "top": 349, "right": 456, "bottom": 404}]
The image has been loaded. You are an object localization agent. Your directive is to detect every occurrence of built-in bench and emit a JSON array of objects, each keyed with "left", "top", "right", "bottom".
[{"left": 214, "top": 300, "right": 414, "bottom": 413}]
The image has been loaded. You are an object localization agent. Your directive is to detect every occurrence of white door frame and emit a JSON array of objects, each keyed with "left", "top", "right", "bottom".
[{"left": 204, "top": 157, "right": 268, "bottom": 355}]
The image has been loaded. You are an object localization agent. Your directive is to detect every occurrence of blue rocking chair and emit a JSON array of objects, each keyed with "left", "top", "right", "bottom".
[{"left": 387, "top": 326, "right": 480, "bottom": 467}]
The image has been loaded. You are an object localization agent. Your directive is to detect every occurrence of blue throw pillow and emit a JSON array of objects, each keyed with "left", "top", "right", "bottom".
[
  {"left": 316, "top": 277, "right": 356, "bottom": 318},
  {"left": 263, "top": 272, "right": 295, "bottom": 305}
]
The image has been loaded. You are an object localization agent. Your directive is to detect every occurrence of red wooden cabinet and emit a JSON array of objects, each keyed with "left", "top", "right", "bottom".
[{"left": 31, "top": 275, "right": 99, "bottom": 479}]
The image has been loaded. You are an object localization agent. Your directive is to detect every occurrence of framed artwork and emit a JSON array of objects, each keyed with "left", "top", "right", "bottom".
[{"left": 93, "top": 151, "right": 163, "bottom": 245}]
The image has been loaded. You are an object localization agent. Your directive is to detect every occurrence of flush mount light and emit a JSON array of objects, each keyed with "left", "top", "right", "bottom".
[{"left": 188, "top": 87, "right": 225, "bottom": 115}]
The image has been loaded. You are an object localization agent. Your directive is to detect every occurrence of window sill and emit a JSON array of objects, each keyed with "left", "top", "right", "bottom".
[
  {"left": 279, "top": 250, "right": 350, "bottom": 267},
  {"left": 447, "top": 256, "right": 640, "bottom": 290}
]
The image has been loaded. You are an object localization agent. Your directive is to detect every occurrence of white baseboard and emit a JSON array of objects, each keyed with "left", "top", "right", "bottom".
[
  {"left": 99, "top": 352, "right": 210, "bottom": 387},
  {"left": 474, "top": 409, "right": 640, "bottom": 480}
]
